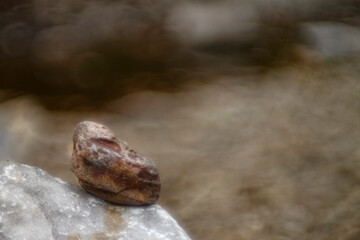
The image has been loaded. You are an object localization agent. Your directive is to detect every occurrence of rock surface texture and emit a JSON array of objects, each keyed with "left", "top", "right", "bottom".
[
  {"left": 0, "top": 162, "right": 191, "bottom": 240},
  {"left": 72, "top": 121, "right": 161, "bottom": 205}
]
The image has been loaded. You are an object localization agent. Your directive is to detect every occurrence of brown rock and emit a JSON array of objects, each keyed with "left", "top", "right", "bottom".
[{"left": 71, "top": 121, "right": 161, "bottom": 205}]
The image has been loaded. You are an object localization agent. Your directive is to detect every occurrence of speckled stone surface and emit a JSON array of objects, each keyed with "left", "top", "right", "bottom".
[
  {"left": 72, "top": 121, "right": 161, "bottom": 205},
  {"left": 0, "top": 162, "right": 191, "bottom": 240}
]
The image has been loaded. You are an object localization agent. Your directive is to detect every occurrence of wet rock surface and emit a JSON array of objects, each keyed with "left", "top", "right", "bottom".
[{"left": 0, "top": 161, "right": 190, "bottom": 240}]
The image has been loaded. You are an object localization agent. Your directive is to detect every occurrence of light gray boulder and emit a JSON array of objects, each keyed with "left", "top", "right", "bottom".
[
  {"left": 0, "top": 161, "right": 191, "bottom": 240},
  {"left": 301, "top": 22, "right": 360, "bottom": 58}
]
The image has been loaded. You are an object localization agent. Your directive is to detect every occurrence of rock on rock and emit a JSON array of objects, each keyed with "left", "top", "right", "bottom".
[{"left": 0, "top": 161, "right": 191, "bottom": 240}]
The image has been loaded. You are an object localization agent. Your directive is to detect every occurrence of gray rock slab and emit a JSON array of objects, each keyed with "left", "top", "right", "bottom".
[
  {"left": 0, "top": 161, "right": 191, "bottom": 240},
  {"left": 301, "top": 22, "right": 360, "bottom": 58}
]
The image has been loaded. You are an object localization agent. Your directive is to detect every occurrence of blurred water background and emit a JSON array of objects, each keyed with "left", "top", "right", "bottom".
[{"left": 1, "top": 1, "right": 360, "bottom": 239}]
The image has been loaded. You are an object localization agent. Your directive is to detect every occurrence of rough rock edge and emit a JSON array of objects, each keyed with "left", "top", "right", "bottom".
[{"left": 0, "top": 161, "right": 191, "bottom": 240}]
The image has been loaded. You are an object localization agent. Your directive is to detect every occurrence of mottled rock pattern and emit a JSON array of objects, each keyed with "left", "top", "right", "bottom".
[
  {"left": 72, "top": 121, "right": 160, "bottom": 205},
  {"left": 0, "top": 162, "right": 191, "bottom": 240}
]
